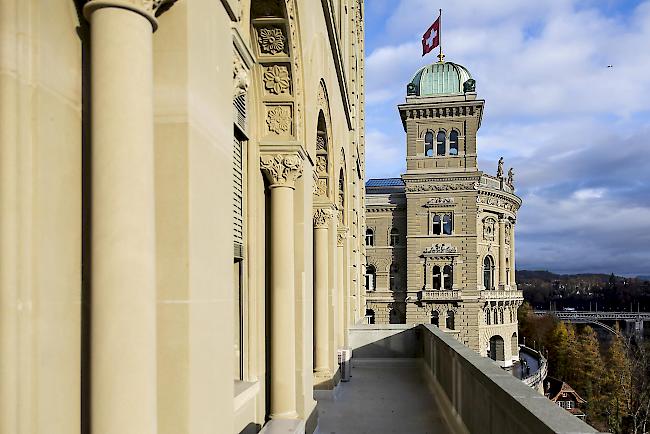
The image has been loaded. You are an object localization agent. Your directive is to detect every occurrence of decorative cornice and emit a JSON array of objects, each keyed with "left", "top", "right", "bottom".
[
  {"left": 313, "top": 208, "right": 334, "bottom": 229},
  {"left": 406, "top": 182, "right": 478, "bottom": 193},
  {"left": 84, "top": 0, "right": 177, "bottom": 30},
  {"left": 422, "top": 243, "right": 459, "bottom": 257},
  {"left": 260, "top": 153, "right": 303, "bottom": 188}
]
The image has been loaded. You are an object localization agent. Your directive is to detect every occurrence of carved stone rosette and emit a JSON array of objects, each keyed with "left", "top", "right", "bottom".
[
  {"left": 260, "top": 153, "right": 304, "bottom": 188},
  {"left": 313, "top": 208, "right": 334, "bottom": 229}
]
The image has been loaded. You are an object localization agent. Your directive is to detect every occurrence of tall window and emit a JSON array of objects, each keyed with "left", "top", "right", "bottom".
[
  {"left": 449, "top": 130, "right": 459, "bottom": 155},
  {"left": 493, "top": 309, "right": 498, "bottom": 324},
  {"left": 389, "top": 227, "right": 399, "bottom": 246},
  {"left": 443, "top": 265, "right": 453, "bottom": 290},
  {"left": 365, "top": 265, "right": 376, "bottom": 291},
  {"left": 442, "top": 214, "right": 453, "bottom": 235},
  {"left": 446, "top": 311, "right": 455, "bottom": 330},
  {"left": 499, "top": 310, "right": 504, "bottom": 324},
  {"left": 389, "top": 263, "right": 398, "bottom": 291},
  {"left": 432, "top": 265, "right": 441, "bottom": 290},
  {"left": 506, "top": 258, "right": 510, "bottom": 285},
  {"left": 431, "top": 311, "right": 439, "bottom": 326},
  {"left": 432, "top": 215, "right": 442, "bottom": 235},
  {"left": 483, "top": 256, "right": 494, "bottom": 290},
  {"left": 365, "top": 228, "right": 374, "bottom": 246},
  {"left": 425, "top": 131, "right": 434, "bottom": 157},
  {"left": 366, "top": 309, "right": 375, "bottom": 325},
  {"left": 486, "top": 309, "right": 491, "bottom": 325},
  {"left": 436, "top": 130, "right": 446, "bottom": 156}
]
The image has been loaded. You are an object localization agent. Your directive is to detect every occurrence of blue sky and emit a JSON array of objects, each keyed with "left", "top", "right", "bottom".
[{"left": 363, "top": 0, "right": 650, "bottom": 276}]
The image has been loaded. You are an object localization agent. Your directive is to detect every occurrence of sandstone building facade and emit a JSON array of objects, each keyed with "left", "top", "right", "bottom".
[
  {"left": 0, "top": 1, "right": 366, "bottom": 433},
  {"left": 365, "top": 61, "right": 523, "bottom": 366}
]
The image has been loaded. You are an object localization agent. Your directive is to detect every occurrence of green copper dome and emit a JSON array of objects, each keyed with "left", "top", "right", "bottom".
[{"left": 407, "top": 62, "right": 475, "bottom": 96}]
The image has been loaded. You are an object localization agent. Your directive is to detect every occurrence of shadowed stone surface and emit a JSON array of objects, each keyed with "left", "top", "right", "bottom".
[{"left": 316, "top": 359, "right": 451, "bottom": 434}]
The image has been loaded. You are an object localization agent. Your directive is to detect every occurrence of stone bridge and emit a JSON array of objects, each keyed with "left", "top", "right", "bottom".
[{"left": 534, "top": 310, "right": 650, "bottom": 335}]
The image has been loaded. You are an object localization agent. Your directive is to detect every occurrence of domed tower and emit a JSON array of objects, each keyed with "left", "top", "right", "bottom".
[{"left": 393, "top": 60, "right": 523, "bottom": 364}]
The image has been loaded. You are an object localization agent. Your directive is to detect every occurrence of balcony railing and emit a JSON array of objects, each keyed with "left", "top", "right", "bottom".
[
  {"left": 341, "top": 324, "right": 598, "bottom": 434},
  {"left": 418, "top": 289, "right": 461, "bottom": 301},
  {"left": 481, "top": 289, "right": 524, "bottom": 301},
  {"left": 519, "top": 346, "right": 548, "bottom": 390}
]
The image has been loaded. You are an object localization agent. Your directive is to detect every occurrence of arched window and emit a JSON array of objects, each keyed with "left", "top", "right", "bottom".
[
  {"left": 389, "top": 263, "right": 398, "bottom": 291},
  {"left": 493, "top": 309, "right": 498, "bottom": 324},
  {"left": 365, "top": 228, "right": 374, "bottom": 246},
  {"left": 489, "top": 335, "right": 505, "bottom": 361},
  {"left": 486, "top": 309, "right": 491, "bottom": 325},
  {"left": 443, "top": 265, "right": 453, "bottom": 290},
  {"left": 425, "top": 131, "right": 434, "bottom": 157},
  {"left": 449, "top": 130, "right": 459, "bottom": 155},
  {"left": 365, "top": 265, "right": 376, "bottom": 291},
  {"left": 446, "top": 310, "right": 455, "bottom": 330},
  {"left": 432, "top": 265, "right": 441, "bottom": 290},
  {"left": 483, "top": 256, "right": 494, "bottom": 290},
  {"left": 442, "top": 213, "right": 453, "bottom": 235},
  {"left": 366, "top": 308, "right": 375, "bottom": 325},
  {"left": 389, "top": 227, "right": 399, "bottom": 246},
  {"left": 436, "top": 130, "right": 446, "bottom": 156},
  {"left": 432, "top": 214, "right": 442, "bottom": 235},
  {"left": 499, "top": 310, "right": 504, "bottom": 324},
  {"left": 431, "top": 311, "right": 439, "bottom": 326}
]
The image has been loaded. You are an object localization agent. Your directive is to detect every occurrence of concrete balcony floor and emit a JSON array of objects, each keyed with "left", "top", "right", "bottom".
[{"left": 316, "top": 359, "right": 451, "bottom": 434}]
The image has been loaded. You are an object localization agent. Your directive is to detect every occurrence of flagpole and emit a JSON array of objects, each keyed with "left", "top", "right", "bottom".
[{"left": 438, "top": 9, "right": 444, "bottom": 63}]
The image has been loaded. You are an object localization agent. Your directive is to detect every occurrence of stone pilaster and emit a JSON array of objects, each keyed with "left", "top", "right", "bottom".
[
  {"left": 498, "top": 217, "right": 507, "bottom": 289},
  {"left": 510, "top": 220, "right": 516, "bottom": 288},
  {"left": 260, "top": 152, "right": 304, "bottom": 419},
  {"left": 83, "top": 1, "right": 175, "bottom": 431},
  {"left": 336, "top": 229, "right": 347, "bottom": 349}
]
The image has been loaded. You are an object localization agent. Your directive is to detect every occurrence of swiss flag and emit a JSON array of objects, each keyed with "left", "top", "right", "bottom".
[{"left": 422, "top": 17, "right": 440, "bottom": 56}]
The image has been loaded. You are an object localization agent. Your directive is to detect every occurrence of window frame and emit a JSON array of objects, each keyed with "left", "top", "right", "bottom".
[{"left": 365, "top": 228, "right": 374, "bottom": 246}]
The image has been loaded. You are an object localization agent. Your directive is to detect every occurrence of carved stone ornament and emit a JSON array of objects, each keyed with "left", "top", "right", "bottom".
[
  {"left": 424, "top": 197, "right": 455, "bottom": 207},
  {"left": 258, "top": 27, "right": 286, "bottom": 55},
  {"left": 423, "top": 244, "right": 458, "bottom": 255},
  {"left": 315, "top": 178, "right": 328, "bottom": 197},
  {"left": 233, "top": 56, "right": 249, "bottom": 98},
  {"left": 266, "top": 106, "right": 291, "bottom": 134},
  {"left": 313, "top": 208, "right": 334, "bottom": 228},
  {"left": 505, "top": 224, "right": 511, "bottom": 244},
  {"left": 263, "top": 65, "right": 290, "bottom": 95},
  {"left": 316, "top": 155, "right": 328, "bottom": 175},
  {"left": 483, "top": 219, "right": 496, "bottom": 241},
  {"left": 406, "top": 182, "right": 476, "bottom": 192},
  {"left": 337, "top": 231, "right": 346, "bottom": 247},
  {"left": 316, "top": 135, "right": 327, "bottom": 151},
  {"left": 260, "top": 154, "right": 303, "bottom": 187}
]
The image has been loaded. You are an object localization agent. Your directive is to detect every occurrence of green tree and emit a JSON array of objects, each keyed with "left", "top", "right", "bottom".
[
  {"left": 575, "top": 326, "right": 605, "bottom": 423},
  {"left": 602, "top": 325, "right": 631, "bottom": 434}
]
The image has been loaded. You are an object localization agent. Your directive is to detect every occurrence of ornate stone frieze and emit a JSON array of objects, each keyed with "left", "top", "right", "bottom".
[
  {"left": 406, "top": 182, "right": 477, "bottom": 192},
  {"left": 314, "top": 178, "right": 328, "bottom": 197},
  {"left": 260, "top": 153, "right": 303, "bottom": 187},
  {"left": 313, "top": 208, "right": 334, "bottom": 228},
  {"left": 263, "top": 65, "right": 290, "bottom": 95},
  {"left": 233, "top": 56, "right": 249, "bottom": 98},
  {"left": 477, "top": 192, "right": 520, "bottom": 212},
  {"left": 258, "top": 27, "right": 286, "bottom": 55},
  {"left": 266, "top": 106, "right": 291, "bottom": 134},
  {"left": 423, "top": 244, "right": 458, "bottom": 256},
  {"left": 423, "top": 197, "right": 455, "bottom": 207},
  {"left": 316, "top": 135, "right": 327, "bottom": 151}
]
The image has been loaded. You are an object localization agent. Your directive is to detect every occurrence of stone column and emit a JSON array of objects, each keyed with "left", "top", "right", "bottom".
[
  {"left": 337, "top": 230, "right": 347, "bottom": 348},
  {"left": 83, "top": 2, "right": 172, "bottom": 432},
  {"left": 510, "top": 221, "right": 516, "bottom": 288},
  {"left": 314, "top": 207, "right": 334, "bottom": 383},
  {"left": 260, "top": 153, "right": 304, "bottom": 419},
  {"left": 498, "top": 217, "right": 507, "bottom": 289}
]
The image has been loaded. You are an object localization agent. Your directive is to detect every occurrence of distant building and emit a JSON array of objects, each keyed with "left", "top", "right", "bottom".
[
  {"left": 544, "top": 377, "right": 588, "bottom": 420},
  {"left": 364, "top": 61, "right": 523, "bottom": 366}
]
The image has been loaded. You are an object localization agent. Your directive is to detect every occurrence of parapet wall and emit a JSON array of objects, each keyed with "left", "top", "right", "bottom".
[{"left": 348, "top": 324, "right": 600, "bottom": 434}]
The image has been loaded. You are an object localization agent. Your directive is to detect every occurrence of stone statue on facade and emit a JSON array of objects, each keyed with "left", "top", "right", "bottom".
[
  {"left": 496, "top": 157, "right": 504, "bottom": 178},
  {"left": 507, "top": 168, "right": 515, "bottom": 187}
]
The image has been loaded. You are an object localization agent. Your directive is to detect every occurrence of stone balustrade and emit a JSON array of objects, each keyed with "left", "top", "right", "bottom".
[
  {"left": 418, "top": 289, "right": 461, "bottom": 301},
  {"left": 481, "top": 289, "right": 524, "bottom": 301}
]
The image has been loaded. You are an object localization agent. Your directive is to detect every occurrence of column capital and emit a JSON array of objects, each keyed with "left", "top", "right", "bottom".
[
  {"left": 260, "top": 153, "right": 304, "bottom": 188},
  {"left": 313, "top": 208, "right": 334, "bottom": 229},
  {"left": 84, "top": 0, "right": 177, "bottom": 30}
]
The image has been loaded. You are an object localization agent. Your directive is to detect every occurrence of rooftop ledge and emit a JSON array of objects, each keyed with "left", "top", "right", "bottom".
[{"left": 318, "top": 324, "right": 601, "bottom": 434}]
